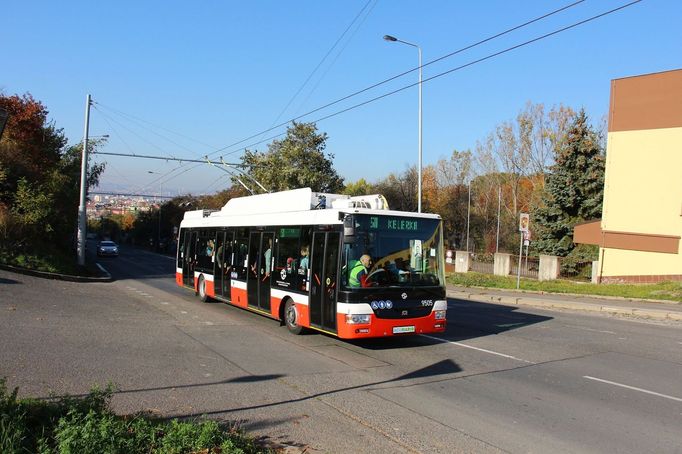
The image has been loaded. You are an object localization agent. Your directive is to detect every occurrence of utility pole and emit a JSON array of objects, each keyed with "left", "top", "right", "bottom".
[
  {"left": 77, "top": 94, "right": 92, "bottom": 266},
  {"left": 496, "top": 186, "right": 501, "bottom": 253},
  {"left": 466, "top": 182, "right": 471, "bottom": 252}
]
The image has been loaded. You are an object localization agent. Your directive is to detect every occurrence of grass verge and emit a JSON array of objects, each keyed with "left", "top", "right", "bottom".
[
  {"left": 0, "top": 379, "right": 270, "bottom": 454},
  {"left": 447, "top": 272, "right": 682, "bottom": 302},
  {"left": 0, "top": 247, "right": 84, "bottom": 276}
]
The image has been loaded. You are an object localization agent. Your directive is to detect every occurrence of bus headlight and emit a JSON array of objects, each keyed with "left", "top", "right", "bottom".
[
  {"left": 434, "top": 310, "right": 446, "bottom": 320},
  {"left": 346, "top": 314, "right": 371, "bottom": 324}
]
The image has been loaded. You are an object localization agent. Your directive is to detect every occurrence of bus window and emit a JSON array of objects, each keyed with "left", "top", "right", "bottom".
[
  {"left": 196, "top": 229, "right": 216, "bottom": 272},
  {"left": 342, "top": 215, "right": 444, "bottom": 289},
  {"left": 274, "top": 227, "right": 300, "bottom": 289},
  {"left": 298, "top": 227, "right": 312, "bottom": 291},
  {"left": 233, "top": 228, "right": 249, "bottom": 280}
]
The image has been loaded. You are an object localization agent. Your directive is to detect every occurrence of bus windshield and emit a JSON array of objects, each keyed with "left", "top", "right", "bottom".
[{"left": 342, "top": 214, "right": 444, "bottom": 289}]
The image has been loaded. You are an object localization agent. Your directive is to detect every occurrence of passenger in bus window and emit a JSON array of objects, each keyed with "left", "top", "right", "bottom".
[
  {"left": 216, "top": 243, "right": 230, "bottom": 274},
  {"left": 206, "top": 239, "right": 214, "bottom": 257},
  {"left": 349, "top": 254, "right": 372, "bottom": 288},
  {"left": 299, "top": 245, "right": 309, "bottom": 272}
]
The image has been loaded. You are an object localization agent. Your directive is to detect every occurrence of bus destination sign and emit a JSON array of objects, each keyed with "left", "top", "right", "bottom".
[{"left": 369, "top": 216, "right": 418, "bottom": 232}]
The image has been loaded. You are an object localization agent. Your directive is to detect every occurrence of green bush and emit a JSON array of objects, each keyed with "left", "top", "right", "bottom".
[{"left": 0, "top": 379, "right": 267, "bottom": 454}]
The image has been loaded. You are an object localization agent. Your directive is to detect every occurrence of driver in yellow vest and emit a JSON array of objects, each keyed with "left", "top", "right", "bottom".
[{"left": 348, "top": 254, "right": 372, "bottom": 288}]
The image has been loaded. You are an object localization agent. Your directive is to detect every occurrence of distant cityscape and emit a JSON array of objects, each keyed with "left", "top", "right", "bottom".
[{"left": 86, "top": 194, "right": 168, "bottom": 218}]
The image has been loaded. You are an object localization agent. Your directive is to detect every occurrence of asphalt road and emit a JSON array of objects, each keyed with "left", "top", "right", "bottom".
[{"left": 1, "top": 244, "right": 681, "bottom": 453}]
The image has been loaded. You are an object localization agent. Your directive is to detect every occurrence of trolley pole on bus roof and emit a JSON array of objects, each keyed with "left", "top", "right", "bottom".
[{"left": 77, "top": 94, "right": 92, "bottom": 267}]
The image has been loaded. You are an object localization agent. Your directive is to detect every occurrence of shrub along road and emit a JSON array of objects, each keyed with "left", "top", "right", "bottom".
[{"left": 1, "top": 245, "right": 681, "bottom": 453}]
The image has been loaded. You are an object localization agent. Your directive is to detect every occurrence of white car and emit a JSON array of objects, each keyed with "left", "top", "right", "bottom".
[{"left": 97, "top": 240, "right": 119, "bottom": 257}]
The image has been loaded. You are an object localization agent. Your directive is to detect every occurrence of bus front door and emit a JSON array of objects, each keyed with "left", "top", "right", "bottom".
[
  {"left": 247, "top": 231, "right": 273, "bottom": 312},
  {"left": 309, "top": 232, "right": 339, "bottom": 333},
  {"left": 183, "top": 230, "right": 197, "bottom": 287}
]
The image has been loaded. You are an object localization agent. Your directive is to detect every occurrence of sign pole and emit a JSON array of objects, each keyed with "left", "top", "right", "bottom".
[
  {"left": 517, "top": 212, "right": 529, "bottom": 290},
  {"left": 516, "top": 231, "right": 523, "bottom": 289}
]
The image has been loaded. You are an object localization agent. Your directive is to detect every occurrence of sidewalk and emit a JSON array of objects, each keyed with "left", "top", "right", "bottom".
[{"left": 447, "top": 285, "right": 682, "bottom": 322}]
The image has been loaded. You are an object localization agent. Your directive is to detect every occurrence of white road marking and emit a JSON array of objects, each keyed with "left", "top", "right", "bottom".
[
  {"left": 565, "top": 325, "right": 617, "bottom": 335},
  {"left": 204, "top": 321, "right": 214, "bottom": 326},
  {"left": 584, "top": 376, "right": 682, "bottom": 403},
  {"left": 180, "top": 311, "right": 188, "bottom": 314},
  {"left": 160, "top": 302, "right": 169, "bottom": 305},
  {"left": 421, "top": 335, "right": 535, "bottom": 364}
]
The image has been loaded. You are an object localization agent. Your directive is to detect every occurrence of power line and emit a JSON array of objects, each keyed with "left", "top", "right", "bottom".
[
  {"left": 293, "top": 0, "right": 379, "bottom": 117},
  {"left": 88, "top": 0, "right": 586, "bottom": 179},
  {"left": 267, "top": 0, "right": 375, "bottom": 130},
  {"left": 207, "top": 0, "right": 587, "bottom": 158},
  {"left": 215, "top": 0, "right": 642, "bottom": 157},
  {"left": 91, "top": 151, "right": 247, "bottom": 166}
]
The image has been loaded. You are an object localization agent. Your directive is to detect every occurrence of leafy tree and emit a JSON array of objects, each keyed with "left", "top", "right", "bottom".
[
  {"left": 373, "top": 166, "right": 418, "bottom": 213},
  {"left": 343, "top": 178, "right": 373, "bottom": 196},
  {"left": 0, "top": 94, "right": 65, "bottom": 207},
  {"left": 0, "top": 93, "right": 105, "bottom": 256},
  {"left": 239, "top": 121, "right": 344, "bottom": 193},
  {"left": 533, "top": 109, "right": 605, "bottom": 258}
]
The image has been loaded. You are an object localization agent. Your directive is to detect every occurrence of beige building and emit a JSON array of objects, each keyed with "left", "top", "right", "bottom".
[{"left": 574, "top": 69, "right": 682, "bottom": 283}]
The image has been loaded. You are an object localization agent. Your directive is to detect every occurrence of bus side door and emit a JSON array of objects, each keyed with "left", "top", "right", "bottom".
[
  {"left": 183, "top": 230, "right": 197, "bottom": 287},
  {"left": 247, "top": 231, "right": 273, "bottom": 312},
  {"left": 309, "top": 231, "right": 339, "bottom": 332}
]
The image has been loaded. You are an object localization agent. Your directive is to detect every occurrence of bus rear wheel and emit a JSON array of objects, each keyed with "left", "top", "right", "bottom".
[
  {"left": 197, "top": 275, "right": 210, "bottom": 303},
  {"left": 284, "top": 299, "right": 303, "bottom": 335}
]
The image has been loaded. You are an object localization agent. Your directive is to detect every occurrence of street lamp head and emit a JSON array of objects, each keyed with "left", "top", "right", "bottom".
[{"left": 383, "top": 35, "right": 397, "bottom": 42}]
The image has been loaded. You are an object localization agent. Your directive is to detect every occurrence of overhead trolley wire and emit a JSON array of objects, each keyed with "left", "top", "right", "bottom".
[
  {"left": 91, "top": 0, "right": 641, "bottom": 191},
  {"left": 91, "top": 0, "right": 586, "bottom": 168},
  {"left": 214, "top": 0, "right": 642, "bottom": 158},
  {"left": 207, "top": 0, "right": 587, "bottom": 158},
  {"left": 291, "top": 0, "right": 379, "bottom": 117},
  {"left": 267, "top": 0, "right": 375, "bottom": 129}
]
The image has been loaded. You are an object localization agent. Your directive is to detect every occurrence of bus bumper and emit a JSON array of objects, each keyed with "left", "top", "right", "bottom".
[{"left": 336, "top": 301, "right": 447, "bottom": 339}]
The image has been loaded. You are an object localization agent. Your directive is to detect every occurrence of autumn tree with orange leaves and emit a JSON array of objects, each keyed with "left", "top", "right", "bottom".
[{"left": 0, "top": 93, "right": 105, "bottom": 266}]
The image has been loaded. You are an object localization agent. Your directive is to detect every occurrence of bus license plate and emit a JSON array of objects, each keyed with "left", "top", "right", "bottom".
[{"left": 393, "top": 326, "right": 415, "bottom": 334}]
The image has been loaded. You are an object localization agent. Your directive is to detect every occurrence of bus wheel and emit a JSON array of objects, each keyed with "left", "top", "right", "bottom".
[
  {"left": 284, "top": 299, "right": 303, "bottom": 335},
  {"left": 197, "top": 275, "right": 210, "bottom": 303}
]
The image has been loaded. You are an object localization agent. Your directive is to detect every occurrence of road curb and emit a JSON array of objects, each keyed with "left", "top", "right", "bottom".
[
  {"left": 447, "top": 290, "right": 682, "bottom": 322},
  {"left": 0, "top": 262, "right": 112, "bottom": 283}
]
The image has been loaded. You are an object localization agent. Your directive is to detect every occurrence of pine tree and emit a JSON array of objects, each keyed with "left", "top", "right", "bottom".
[{"left": 534, "top": 109, "right": 605, "bottom": 258}]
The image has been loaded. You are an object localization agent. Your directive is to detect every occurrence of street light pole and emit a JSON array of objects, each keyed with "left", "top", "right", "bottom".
[
  {"left": 384, "top": 34, "right": 423, "bottom": 213},
  {"left": 77, "top": 94, "right": 92, "bottom": 266}
]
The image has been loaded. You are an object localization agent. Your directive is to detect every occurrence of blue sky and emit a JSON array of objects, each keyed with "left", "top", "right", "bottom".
[{"left": 2, "top": 0, "right": 680, "bottom": 195}]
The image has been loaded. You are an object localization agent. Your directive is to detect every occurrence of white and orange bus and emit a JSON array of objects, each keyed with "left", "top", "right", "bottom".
[{"left": 175, "top": 188, "right": 447, "bottom": 339}]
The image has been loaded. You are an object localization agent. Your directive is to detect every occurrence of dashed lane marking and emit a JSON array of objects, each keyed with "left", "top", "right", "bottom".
[
  {"left": 421, "top": 335, "right": 535, "bottom": 364},
  {"left": 564, "top": 325, "right": 617, "bottom": 335},
  {"left": 584, "top": 376, "right": 682, "bottom": 403}
]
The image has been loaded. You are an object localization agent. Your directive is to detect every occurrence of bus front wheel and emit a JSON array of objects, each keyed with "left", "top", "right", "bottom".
[{"left": 284, "top": 299, "right": 303, "bottom": 335}]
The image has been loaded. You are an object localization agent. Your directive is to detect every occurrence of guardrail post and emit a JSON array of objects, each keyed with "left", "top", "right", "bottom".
[
  {"left": 539, "top": 255, "right": 559, "bottom": 281},
  {"left": 455, "top": 250, "right": 469, "bottom": 273},
  {"left": 494, "top": 253, "right": 511, "bottom": 276}
]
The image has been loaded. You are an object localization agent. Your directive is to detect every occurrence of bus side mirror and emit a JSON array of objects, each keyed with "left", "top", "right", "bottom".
[{"left": 343, "top": 215, "right": 354, "bottom": 238}]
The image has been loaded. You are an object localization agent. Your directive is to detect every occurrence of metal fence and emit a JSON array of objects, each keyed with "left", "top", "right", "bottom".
[
  {"left": 469, "top": 252, "right": 494, "bottom": 274},
  {"left": 510, "top": 255, "right": 539, "bottom": 279},
  {"left": 559, "top": 259, "right": 593, "bottom": 282}
]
